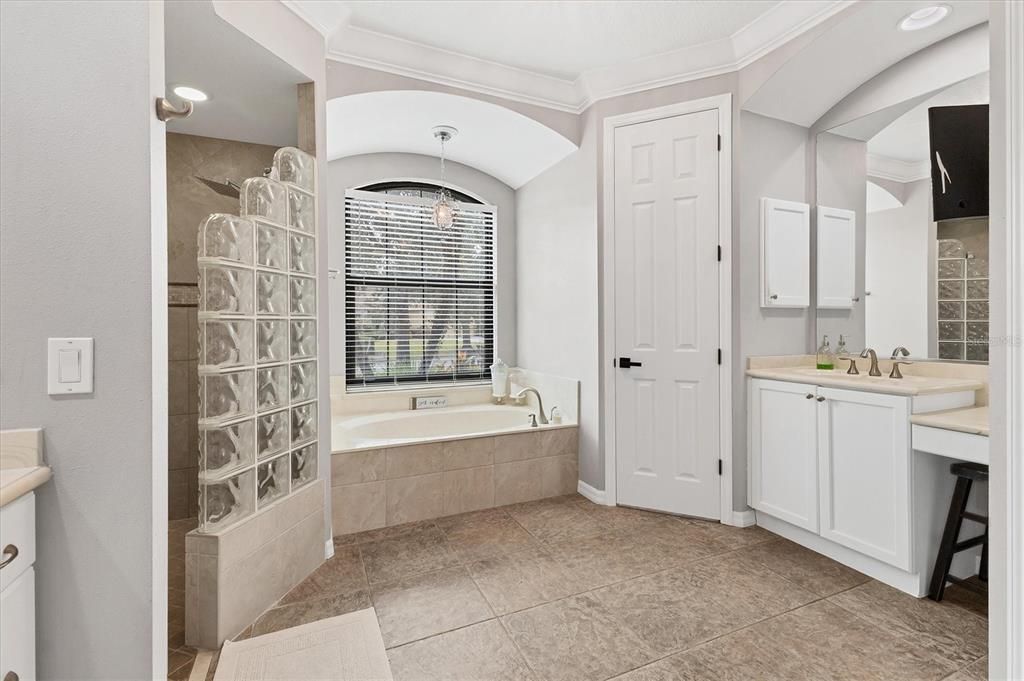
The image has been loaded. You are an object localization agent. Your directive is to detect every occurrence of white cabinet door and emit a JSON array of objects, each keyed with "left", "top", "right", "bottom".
[
  {"left": 760, "top": 198, "right": 810, "bottom": 308},
  {"left": 748, "top": 379, "right": 819, "bottom": 531},
  {"left": 817, "top": 386, "right": 912, "bottom": 569},
  {"left": 817, "top": 206, "right": 857, "bottom": 309},
  {"left": 0, "top": 567, "right": 35, "bottom": 681}
]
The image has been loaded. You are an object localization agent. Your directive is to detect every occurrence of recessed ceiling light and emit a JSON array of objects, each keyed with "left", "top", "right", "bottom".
[
  {"left": 898, "top": 5, "right": 951, "bottom": 31},
  {"left": 173, "top": 86, "right": 208, "bottom": 102}
]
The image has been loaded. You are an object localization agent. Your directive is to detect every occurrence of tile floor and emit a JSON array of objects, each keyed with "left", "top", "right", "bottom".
[
  {"left": 171, "top": 495, "right": 988, "bottom": 681},
  {"left": 168, "top": 517, "right": 198, "bottom": 680}
]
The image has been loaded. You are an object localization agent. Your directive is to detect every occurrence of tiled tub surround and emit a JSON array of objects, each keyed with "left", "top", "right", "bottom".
[{"left": 331, "top": 422, "right": 579, "bottom": 535}]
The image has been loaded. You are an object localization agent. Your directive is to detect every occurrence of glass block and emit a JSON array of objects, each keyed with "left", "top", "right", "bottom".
[
  {"left": 289, "top": 233, "right": 316, "bottom": 274},
  {"left": 199, "top": 369, "right": 254, "bottom": 423},
  {"left": 938, "top": 280, "right": 965, "bottom": 301},
  {"left": 199, "top": 419, "right": 254, "bottom": 479},
  {"left": 938, "top": 301, "right": 965, "bottom": 320},
  {"left": 257, "top": 453, "right": 289, "bottom": 508},
  {"left": 966, "top": 321, "right": 989, "bottom": 343},
  {"left": 288, "top": 187, "right": 315, "bottom": 233},
  {"left": 966, "top": 279, "right": 988, "bottom": 300},
  {"left": 289, "top": 276, "right": 317, "bottom": 316},
  {"left": 938, "top": 342, "right": 964, "bottom": 360},
  {"left": 938, "top": 239, "right": 965, "bottom": 258},
  {"left": 256, "top": 222, "right": 287, "bottom": 270},
  {"left": 241, "top": 177, "right": 288, "bottom": 226},
  {"left": 200, "top": 468, "right": 254, "bottom": 532},
  {"left": 966, "top": 343, "right": 989, "bottom": 362},
  {"left": 257, "top": 409, "right": 289, "bottom": 459},
  {"left": 939, "top": 321, "right": 964, "bottom": 341},
  {"left": 290, "top": 360, "right": 317, "bottom": 403},
  {"left": 966, "top": 258, "right": 988, "bottom": 278},
  {"left": 199, "top": 265, "right": 253, "bottom": 315},
  {"left": 937, "top": 259, "right": 964, "bottom": 279},
  {"left": 290, "top": 320, "right": 316, "bottom": 359},
  {"left": 256, "top": 271, "right": 288, "bottom": 315},
  {"left": 199, "top": 214, "right": 253, "bottom": 264},
  {"left": 274, "top": 147, "right": 315, "bottom": 192},
  {"left": 199, "top": 319, "right": 253, "bottom": 369},
  {"left": 256, "top": 365, "right": 288, "bottom": 413},
  {"left": 967, "top": 301, "right": 989, "bottom": 320},
  {"left": 291, "top": 443, "right": 317, "bottom": 490},
  {"left": 291, "top": 402, "right": 317, "bottom": 446},
  {"left": 256, "top": 320, "right": 288, "bottom": 364}
]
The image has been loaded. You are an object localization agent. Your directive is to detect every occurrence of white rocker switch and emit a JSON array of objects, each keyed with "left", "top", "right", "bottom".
[{"left": 48, "top": 338, "right": 93, "bottom": 395}]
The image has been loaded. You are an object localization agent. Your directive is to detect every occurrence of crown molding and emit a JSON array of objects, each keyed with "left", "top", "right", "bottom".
[
  {"left": 306, "top": 0, "right": 853, "bottom": 114},
  {"left": 867, "top": 153, "right": 932, "bottom": 183}
]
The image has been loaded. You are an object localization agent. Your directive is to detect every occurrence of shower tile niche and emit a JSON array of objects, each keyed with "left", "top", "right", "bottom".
[{"left": 197, "top": 147, "right": 318, "bottom": 533}]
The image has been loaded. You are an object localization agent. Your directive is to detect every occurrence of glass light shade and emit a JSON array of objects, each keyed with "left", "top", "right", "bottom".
[{"left": 433, "top": 193, "right": 455, "bottom": 230}]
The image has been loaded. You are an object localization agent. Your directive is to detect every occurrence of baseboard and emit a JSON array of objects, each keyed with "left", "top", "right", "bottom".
[
  {"left": 324, "top": 538, "right": 335, "bottom": 560},
  {"left": 577, "top": 479, "right": 611, "bottom": 505},
  {"left": 730, "top": 509, "right": 756, "bottom": 527}
]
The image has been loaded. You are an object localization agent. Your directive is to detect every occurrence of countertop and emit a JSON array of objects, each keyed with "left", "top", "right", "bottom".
[
  {"left": 911, "top": 406, "right": 990, "bottom": 436},
  {"left": 0, "top": 465, "right": 51, "bottom": 508},
  {"left": 745, "top": 366, "right": 985, "bottom": 397}
]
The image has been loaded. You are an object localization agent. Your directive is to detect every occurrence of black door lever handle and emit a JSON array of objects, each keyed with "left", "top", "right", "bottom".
[{"left": 618, "top": 357, "right": 643, "bottom": 368}]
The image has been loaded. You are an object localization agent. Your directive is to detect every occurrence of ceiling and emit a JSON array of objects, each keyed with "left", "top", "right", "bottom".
[
  {"left": 286, "top": 0, "right": 850, "bottom": 112},
  {"left": 165, "top": 0, "right": 304, "bottom": 146},
  {"left": 326, "top": 91, "right": 578, "bottom": 188}
]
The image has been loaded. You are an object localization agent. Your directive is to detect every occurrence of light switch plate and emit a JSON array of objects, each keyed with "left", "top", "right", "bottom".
[{"left": 47, "top": 338, "right": 93, "bottom": 395}]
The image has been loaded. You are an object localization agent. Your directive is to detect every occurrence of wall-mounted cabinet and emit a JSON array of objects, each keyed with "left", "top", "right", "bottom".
[
  {"left": 760, "top": 198, "right": 810, "bottom": 308},
  {"left": 816, "top": 206, "right": 857, "bottom": 309}
]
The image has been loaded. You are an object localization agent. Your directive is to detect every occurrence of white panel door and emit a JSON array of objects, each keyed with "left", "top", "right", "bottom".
[
  {"left": 760, "top": 198, "right": 810, "bottom": 308},
  {"left": 817, "top": 206, "right": 857, "bottom": 308},
  {"left": 748, "top": 379, "right": 819, "bottom": 531},
  {"left": 817, "top": 386, "right": 912, "bottom": 570},
  {"left": 613, "top": 109, "right": 720, "bottom": 518}
]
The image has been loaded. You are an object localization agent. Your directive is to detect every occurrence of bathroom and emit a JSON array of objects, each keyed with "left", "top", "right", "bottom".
[{"left": 0, "top": 1, "right": 1021, "bottom": 680}]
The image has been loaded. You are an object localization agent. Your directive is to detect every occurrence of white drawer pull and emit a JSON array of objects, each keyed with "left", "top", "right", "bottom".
[{"left": 0, "top": 544, "right": 18, "bottom": 569}]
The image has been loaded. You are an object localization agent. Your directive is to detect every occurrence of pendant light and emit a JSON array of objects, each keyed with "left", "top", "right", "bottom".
[{"left": 431, "top": 125, "right": 458, "bottom": 230}]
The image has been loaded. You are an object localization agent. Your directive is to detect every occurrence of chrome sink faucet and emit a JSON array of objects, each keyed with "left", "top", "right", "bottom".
[
  {"left": 512, "top": 387, "right": 548, "bottom": 425},
  {"left": 889, "top": 346, "right": 913, "bottom": 379},
  {"left": 860, "top": 348, "right": 882, "bottom": 376}
]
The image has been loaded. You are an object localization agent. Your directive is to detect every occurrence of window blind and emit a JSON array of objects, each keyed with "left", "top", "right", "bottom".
[{"left": 344, "top": 188, "right": 496, "bottom": 391}]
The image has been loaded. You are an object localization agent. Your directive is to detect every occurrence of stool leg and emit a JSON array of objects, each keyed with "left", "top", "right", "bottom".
[
  {"left": 979, "top": 529, "right": 988, "bottom": 583},
  {"left": 929, "top": 476, "right": 973, "bottom": 601}
]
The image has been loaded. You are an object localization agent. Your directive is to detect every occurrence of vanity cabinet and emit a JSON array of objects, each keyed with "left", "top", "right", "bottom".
[{"left": 0, "top": 492, "right": 37, "bottom": 681}]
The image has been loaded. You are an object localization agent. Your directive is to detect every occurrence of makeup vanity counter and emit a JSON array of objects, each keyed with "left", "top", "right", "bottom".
[{"left": 745, "top": 366, "right": 985, "bottom": 396}]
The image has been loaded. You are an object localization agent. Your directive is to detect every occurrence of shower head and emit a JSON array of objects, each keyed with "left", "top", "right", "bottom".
[{"left": 194, "top": 175, "right": 241, "bottom": 199}]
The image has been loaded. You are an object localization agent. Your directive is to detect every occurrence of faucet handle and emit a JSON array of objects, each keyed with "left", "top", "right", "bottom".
[
  {"left": 889, "top": 360, "right": 913, "bottom": 379},
  {"left": 844, "top": 357, "right": 859, "bottom": 375},
  {"left": 528, "top": 413, "right": 538, "bottom": 428}
]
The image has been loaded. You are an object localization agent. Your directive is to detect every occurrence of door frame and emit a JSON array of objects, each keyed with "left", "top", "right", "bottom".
[{"left": 600, "top": 93, "right": 734, "bottom": 524}]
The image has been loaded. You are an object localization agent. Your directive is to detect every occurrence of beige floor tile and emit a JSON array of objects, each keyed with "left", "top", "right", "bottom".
[
  {"left": 943, "top": 656, "right": 988, "bottom": 681},
  {"left": 388, "top": 620, "right": 536, "bottom": 681},
  {"left": 371, "top": 566, "right": 494, "bottom": 648},
  {"left": 942, "top": 577, "right": 988, "bottom": 618},
  {"left": 249, "top": 590, "right": 372, "bottom": 638},
  {"left": 333, "top": 519, "right": 438, "bottom": 547},
  {"left": 829, "top": 580, "right": 988, "bottom": 669},
  {"left": 167, "top": 647, "right": 196, "bottom": 680},
  {"left": 277, "top": 545, "right": 367, "bottom": 605},
  {"left": 436, "top": 507, "right": 540, "bottom": 563},
  {"left": 735, "top": 537, "right": 871, "bottom": 596},
  {"left": 469, "top": 544, "right": 581, "bottom": 615},
  {"left": 359, "top": 525, "right": 460, "bottom": 584},
  {"left": 501, "top": 593, "right": 659, "bottom": 681},
  {"left": 680, "top": 517, "right": 777, "bottom": 550},
  {"left": 506, "top": 495, "right": 606, "bottom": 543}
]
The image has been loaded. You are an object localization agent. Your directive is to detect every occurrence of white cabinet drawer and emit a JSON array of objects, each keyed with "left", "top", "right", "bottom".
[
  {"left": 0, "top": 567, "right": 35, "bottom": 681},
  {"left": 0, "top": 493, "right": 36, "bottom": 591}
]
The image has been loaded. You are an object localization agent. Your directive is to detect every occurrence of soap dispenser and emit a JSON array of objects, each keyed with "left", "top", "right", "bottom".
[
  {"left": 836, "top": 334, "right": 849, "bottom": 358},
  {"left": 490, "top": 358, "right": 509, "bottom": 404},
  {"left": 816, "top": 335, "right": 835, "bottom": 370}
]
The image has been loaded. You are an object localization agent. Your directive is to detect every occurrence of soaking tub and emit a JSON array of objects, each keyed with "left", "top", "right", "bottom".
[{"left": 330, "top": 403, "right": 580, "bottom": 535}]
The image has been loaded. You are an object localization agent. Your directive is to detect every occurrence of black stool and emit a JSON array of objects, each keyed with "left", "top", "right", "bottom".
[{"left": 928, "top": 461, "right": 989, "bottom": 601}]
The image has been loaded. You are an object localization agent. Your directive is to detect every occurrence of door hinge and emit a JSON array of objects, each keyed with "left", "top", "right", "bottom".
[
  {"left": 717, "top": 245, "right": 722, "bottom": 262},
  {"left": 717, "top": 348, "right": 722, "bottom": 365},
  {"left": 717, "top": 134, "right": 722, "bottom": 151},
  {"left": 718, "top": 459, "right": 723, "bottom": 475}
]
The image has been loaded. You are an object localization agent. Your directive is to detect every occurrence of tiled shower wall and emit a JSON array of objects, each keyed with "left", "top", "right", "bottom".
[{"left": 166, "top": 133, "right": 278, "bottom": 519}]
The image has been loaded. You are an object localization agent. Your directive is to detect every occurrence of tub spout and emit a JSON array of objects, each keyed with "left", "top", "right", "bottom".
[{"left": 512, "top": 387, "right": 548, "bottom": 425}]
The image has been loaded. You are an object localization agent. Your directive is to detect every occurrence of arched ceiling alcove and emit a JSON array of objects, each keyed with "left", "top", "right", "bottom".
[{"left": 326, "top": 90, "right": 578, "bottom": 188}]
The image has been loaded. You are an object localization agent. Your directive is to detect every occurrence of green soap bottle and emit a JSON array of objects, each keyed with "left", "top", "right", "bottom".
[{"left": 816, "top": 334, "right": 835, "bottom": 370}]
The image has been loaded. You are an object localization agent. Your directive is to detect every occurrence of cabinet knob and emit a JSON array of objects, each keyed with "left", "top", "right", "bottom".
[
  {"left": 0, "top": 544, "right": 18, "bottom": 569},
  {"left": 805, "top": 393, "right": 814, "bottom": 399},
  {"left": 5, "top": 671, "right": 20, "bottom": 681},
  {"left": 816, "top": 396, "right": 826, "bottom": 402},
  {"left": 852, "top": 296, "right": 861, "bottom": 302},
  {"left": 769, "top": 294, "right": 779, "bottom": 300}
]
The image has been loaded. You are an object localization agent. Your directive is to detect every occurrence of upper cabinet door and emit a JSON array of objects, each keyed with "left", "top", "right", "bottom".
[
  {"left": 817, "top": 206, "right": 857, "bottom": 309},
  {"left": 760, "top": 197, "right": 810, "bottom": 308},
  {"left": 929, "top": 104, "right": 989, "bottom": 221}
]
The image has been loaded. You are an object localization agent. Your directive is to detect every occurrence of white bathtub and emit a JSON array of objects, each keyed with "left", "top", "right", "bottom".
[{"left": 332, "top": 403, "right": 571, "bottom": 451}]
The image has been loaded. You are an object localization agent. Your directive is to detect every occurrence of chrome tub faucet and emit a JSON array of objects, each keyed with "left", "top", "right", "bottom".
[{"left": 512, "top": 386, "right": 548, "bottom": 425}]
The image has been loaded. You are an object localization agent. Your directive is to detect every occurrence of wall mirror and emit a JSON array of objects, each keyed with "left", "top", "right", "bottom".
[{"left": 814, "top": 67, "right": 989, "bottom": 363}]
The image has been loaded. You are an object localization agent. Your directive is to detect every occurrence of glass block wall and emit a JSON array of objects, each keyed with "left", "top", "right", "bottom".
[
  {"left": 196, "top": 147, "right": 319, "bottom": 533},
  {"left": 936, "top": 238, "right": 989, "bottom": 361}
]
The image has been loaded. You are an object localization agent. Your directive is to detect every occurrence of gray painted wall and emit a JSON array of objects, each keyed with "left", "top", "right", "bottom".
[
  {"left": 1, "top": 2, "right": 163, "bottom": 678},
  {"left": 327, "top": 153, "right": 518, "bottom": 373}
]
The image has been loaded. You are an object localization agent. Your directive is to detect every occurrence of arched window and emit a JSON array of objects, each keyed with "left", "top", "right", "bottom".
[{"left": 344, "top": 182, "right": 496, "bottom": 390}]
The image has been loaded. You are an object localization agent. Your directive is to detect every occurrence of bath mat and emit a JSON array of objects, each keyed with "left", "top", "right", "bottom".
[{"left": 213, "top": 608, "right": 393, "bottom": 681}]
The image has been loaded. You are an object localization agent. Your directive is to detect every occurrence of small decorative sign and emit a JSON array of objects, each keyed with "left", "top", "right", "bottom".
[{"left": 411, "top": 395, "right": 448, "bottom": 410}]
